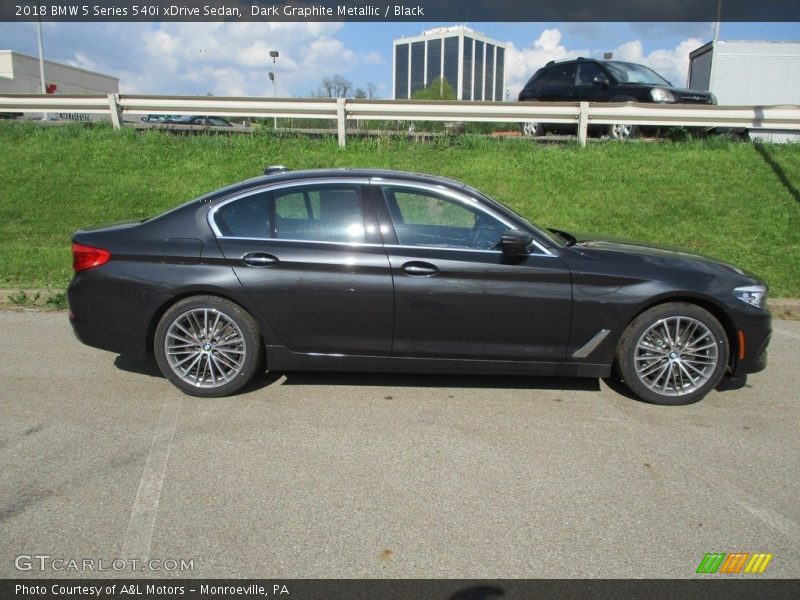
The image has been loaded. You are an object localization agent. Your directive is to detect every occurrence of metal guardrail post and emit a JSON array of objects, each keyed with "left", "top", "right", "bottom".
[
  {"left": 336, "top": 98, "right": 346, "bottom": 148},
  {"left": 577, "top": 102, "right": 589, "bottom": 147},
  {"left": 107, "top": 93, "right": 122, "bottom": 129}
]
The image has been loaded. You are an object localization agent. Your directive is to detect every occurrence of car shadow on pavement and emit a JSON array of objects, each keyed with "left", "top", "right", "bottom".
[
  {"left": 274, "top": 371, "right": 602, "bottom": 392},
  {"left": 112, "top": 355, "right": 605, "bottom": 394},
  {"left": 114, "top": 354, "right": 163, "bottom": 378},
  {"left": 113, "top": 354, "right": 284, "bottom": 394}
]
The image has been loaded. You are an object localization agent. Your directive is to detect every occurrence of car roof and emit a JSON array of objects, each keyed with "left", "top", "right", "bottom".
[{"left": 198, "top": 168, "right": 473, "bottom": 203}]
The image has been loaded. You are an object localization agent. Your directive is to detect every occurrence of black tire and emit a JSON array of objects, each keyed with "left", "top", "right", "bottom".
[
  {"left": 154, "top": 295, "right": 264, "bottom": 398},
  {"left": 616, "top": 302, "right": 729, "bottom": 405}
]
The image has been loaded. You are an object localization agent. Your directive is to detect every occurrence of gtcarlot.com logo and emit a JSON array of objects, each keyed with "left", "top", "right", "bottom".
[{"left": 696, "top": 552, "right": 773, "bottom": 574}]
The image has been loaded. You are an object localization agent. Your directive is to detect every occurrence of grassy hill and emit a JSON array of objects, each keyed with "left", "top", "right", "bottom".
[{"left": 1, "top": 122, "right": 798, "bottom": 296}]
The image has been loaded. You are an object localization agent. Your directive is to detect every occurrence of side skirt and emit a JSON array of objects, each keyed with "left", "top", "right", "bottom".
[{"left": 265, "top": 346, "right": 611, "bottom": 378}]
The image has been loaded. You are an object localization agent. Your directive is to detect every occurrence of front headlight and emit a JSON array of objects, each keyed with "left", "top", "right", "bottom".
[
  {"left": 733, "top": 285, "right": 767, "bottom": 308},
  {"left": 650, "top": 88, "right": 676, "bottom": 102}
]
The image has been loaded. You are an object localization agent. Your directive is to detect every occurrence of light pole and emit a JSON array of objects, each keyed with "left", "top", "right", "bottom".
[
  {"left": 36, "top": 15, "right": 47, "bottom": 120},
  {"left": 269, "top": 50, "right": 279, "bottom": 129}
]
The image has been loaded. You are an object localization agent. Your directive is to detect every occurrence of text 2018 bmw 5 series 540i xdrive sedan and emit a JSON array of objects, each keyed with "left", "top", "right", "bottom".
[{"left": 68, "top": 168, "right": 771, "bottom": 405}]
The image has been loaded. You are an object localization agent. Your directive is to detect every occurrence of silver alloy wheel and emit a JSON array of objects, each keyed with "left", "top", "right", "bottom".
[
  {"left": 523, "top": 121, "right": 542, "bottom": 137},
  {"left": 633, "top": 316, "right": 719, "bottom": 397},
  {"left": 610, "top": 123, "right": 634, "bottom": 139},
  {"left": 164, "top": 308, "right": 246, "bottom": 388}
]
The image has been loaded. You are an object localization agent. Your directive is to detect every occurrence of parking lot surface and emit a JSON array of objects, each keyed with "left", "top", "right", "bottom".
[{"left": 1, "top": 311, "right": 798, "bottom": 578}]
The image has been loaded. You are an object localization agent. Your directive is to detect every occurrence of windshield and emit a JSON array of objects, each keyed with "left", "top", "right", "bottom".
[{"left": 605, "top": 61, "right": 672, "bottom": 86}]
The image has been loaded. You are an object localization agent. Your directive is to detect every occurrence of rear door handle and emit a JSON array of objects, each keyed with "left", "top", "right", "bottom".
[
  {"left": 402, "top": 261, "right": 438, "bottom": 276},
  {"left": 242, "top": 252, "right": 279, "bottom": 267}
]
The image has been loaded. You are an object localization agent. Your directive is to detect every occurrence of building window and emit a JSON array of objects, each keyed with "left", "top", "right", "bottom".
[
  {"left": 462, "top": 37, "right": 473, "bottom": 100},
  {"left": 395, "top": 44, "right": 409, "bottom": 99},
  {"left": 495, "top": 47, "right": 505, "bottom": 101},
  {"left": 410, "top": 41, "right": 425, "bottom": 95},
  {"left": 427, "top": 38, "right": 442, "bottom": 87},
  {"left": 484, "top": 44, "right": 494, "bottom": 101},
  {"left": 474, "top": 41, "right": 484, "bottom": 101},
  {"left": 443, "top": 37, "right": 459, "bottom": 100}
]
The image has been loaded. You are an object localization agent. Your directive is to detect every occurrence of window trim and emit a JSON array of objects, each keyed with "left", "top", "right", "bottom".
[
  {"left": 207, "top": 177, "right": 557, "bottom": 257},
  {"left": 207, "top": 178, "right": 373, "bottom": 240},
  {"left": 370, "top": 179, "right": 555, "bottom": 256}
]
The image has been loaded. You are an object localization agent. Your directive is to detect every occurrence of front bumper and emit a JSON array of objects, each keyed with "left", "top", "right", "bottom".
[{"left": 729, "top": 305, "right": 772, "bottom": 376}]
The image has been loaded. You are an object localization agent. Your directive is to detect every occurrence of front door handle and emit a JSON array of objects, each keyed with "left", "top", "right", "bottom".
[
  {"left": 402, "top": 261, "right": 439, "bottom": 276},
  {"left": 242, "top": 252, "right": 279, "bottom": 267}
]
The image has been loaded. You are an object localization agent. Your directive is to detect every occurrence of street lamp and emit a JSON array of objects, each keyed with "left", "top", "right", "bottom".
[{"left": 269, "top": 50, "right": 279, "bottom": 129}]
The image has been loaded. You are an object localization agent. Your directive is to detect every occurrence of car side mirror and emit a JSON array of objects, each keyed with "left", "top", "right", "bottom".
[
  {"left": 499, "top": 229, "right": 533, "bottom": 255},
  {"left": 592, "top": 74, "right": 610, "bottom": 87}
]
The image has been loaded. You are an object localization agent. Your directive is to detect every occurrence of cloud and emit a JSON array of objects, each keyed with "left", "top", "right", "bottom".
[
  {"left": 1, "top": 22, "right": 381, "bottom": 97},
  {"left": 504, "top": 28, "right": 705, "bottom": 95}
]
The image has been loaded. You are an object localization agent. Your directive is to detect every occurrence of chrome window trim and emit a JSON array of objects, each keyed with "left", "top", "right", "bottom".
[
  {"left": 207, "top": 176, "right": 555, "bottom": 257},
  {"left": 371, "top": 178, "right": 555, "bottom": 256},
  {"left": 207, "top": 178, "right": 373, "bottom": 238}
]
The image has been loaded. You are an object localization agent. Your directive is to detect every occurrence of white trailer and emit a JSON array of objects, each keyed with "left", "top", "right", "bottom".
[{"left": 688, "top": 40, "right": 800, "bottom": 141}]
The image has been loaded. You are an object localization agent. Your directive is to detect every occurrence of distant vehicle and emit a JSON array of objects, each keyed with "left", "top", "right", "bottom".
[
  {"left": 518, "top": 58, "right": 716, "bottom": 139},
  {"left": 141, "top": 114, "right": 176, "bottom": 123},
  {"left": 164, "top": 115, "right": 233, "bottom": 127},
  {"left": 68, "top": 168, "right": 770, "bottom": 404}
]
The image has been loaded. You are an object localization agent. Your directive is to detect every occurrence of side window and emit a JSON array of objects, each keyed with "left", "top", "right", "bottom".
[
  {"left": 274, "top": 184, "right": 366, "bottom": 243},
  {"left": 213, "top": 184, "right": 366, "bottom": 243},
  {"left": 381, "top": 186, "right": 507, "bottom": 250},
  {"left": 542, "top": 63, "right": 577, "bottom": 86},
  {"left": 576, "top": 63, "right": 605, "bottom": 85},
  {"left": 213, "top": 191, "right": 272, "bottom": 238}
]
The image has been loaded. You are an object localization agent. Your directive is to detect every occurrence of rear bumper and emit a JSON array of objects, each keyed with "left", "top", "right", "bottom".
[{"left": 68, "top": 270, "right": 169, "bottom": 357}]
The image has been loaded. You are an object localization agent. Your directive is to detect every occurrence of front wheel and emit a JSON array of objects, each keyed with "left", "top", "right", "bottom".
[
  {"left": 608, "top": 123, "right": 640, "bottom": 140},
  {"left": 616, "top": 303, "right": 728, "bottom": 405},
  {"left": 154, "top": 295, "right": 264, "bottom": 397}
]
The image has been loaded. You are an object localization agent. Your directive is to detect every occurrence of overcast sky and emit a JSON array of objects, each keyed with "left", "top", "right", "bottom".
[{"left": 1, "top": 21, "right": 797, "bottom": 97}]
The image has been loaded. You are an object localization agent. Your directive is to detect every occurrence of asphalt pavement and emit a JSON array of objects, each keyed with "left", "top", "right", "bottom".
[{"left": 1, "top": 311, "right": 798, "bottom": 578}]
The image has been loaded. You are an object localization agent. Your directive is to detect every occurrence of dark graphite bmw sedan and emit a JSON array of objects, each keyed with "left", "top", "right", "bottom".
[{"left": 68, "top": 168, "right": 771, "bottom": 405}]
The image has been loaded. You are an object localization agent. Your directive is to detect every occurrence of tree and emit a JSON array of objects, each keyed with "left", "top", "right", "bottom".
[
  {"left": 411, "top": 77, "right": 456, "bottom": 101},
  {"left": 354, "top": 88, "right": 368, "bottom": 99},
  {"left": 313, "top": 75, "right": 353, "bottom": 98}
]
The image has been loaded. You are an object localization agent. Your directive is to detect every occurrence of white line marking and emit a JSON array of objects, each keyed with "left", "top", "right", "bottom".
[
  {"left": 121, "top": 399, "right": 181, "bottom": 561},
  {"left": 773, "top": 327, "right": 800, "bottom": 340}
]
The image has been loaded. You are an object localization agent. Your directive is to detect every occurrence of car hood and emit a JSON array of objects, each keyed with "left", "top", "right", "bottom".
[
  {"left": 569, "top": 232, "right": 758, "bottom": 280},
  {"left": 617, "top": 84, "right": 714, "bottom": 103}
]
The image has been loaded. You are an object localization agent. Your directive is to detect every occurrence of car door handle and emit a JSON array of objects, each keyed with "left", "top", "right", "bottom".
[
  {"left": 242, "top": 252, "right": 279, "bottom": 267},
  {"left": 402, "top": 261, "right": 438, "bottom": 276}
]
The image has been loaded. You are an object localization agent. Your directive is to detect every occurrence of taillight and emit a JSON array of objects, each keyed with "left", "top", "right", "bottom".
[{"left": 72, "top": 242, "right": 111, "bottom": 272}]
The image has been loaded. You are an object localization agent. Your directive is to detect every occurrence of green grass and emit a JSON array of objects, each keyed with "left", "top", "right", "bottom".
[{"left": 1, "top": 122, "right": 799, "bottom": 296}]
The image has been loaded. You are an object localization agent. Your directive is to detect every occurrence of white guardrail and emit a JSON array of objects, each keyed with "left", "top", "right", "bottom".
[{"left": 2, "top": 93, "right": 799, "bottom": 147}]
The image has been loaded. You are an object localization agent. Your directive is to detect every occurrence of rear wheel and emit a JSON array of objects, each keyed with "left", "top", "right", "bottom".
[
  {"left": 522, "top": 121, "right": 545, "bottom": 137},
  {"left": 154, "top": 296, "right": 263, "bottom": 397},
  {"left": 608, "top": 123, "right": 640, "bottom": 140},
  {"left": 616, "top": 303, "right": 728, "bottom": 405}
]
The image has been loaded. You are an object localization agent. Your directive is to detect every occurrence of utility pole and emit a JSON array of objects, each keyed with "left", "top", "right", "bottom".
[{"left": 269, "top": 50, "right": 279, "bottom": 129}]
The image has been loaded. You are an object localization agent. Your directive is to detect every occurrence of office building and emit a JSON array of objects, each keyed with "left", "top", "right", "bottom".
[{"left": 393, "top": 26, "right": 506, "bottom": 101}]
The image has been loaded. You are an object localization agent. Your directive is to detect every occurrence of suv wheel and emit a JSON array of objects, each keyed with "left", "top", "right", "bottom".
[
  {"left": 522, "top": 121, "right": 545, "bottom": 137},
  {"left": 609, "top": 123, "right": 640, "bottom": 140},
  {"left": 616, "top": 302, "right": 728, "bottom": 405}
]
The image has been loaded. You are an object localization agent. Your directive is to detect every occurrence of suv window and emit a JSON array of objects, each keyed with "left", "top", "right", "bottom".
[
  {"left": 381, "top": 186, "right": 507, "bottom": 250},
  {"left": 576, "top": 63, "right": 606, "bottom": 85},
  {"left": 540, "top": 63, "right": 577, "bottom": 86},
  {"left": 214, "top": 184, "right": 366, "bottom": 243}
]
